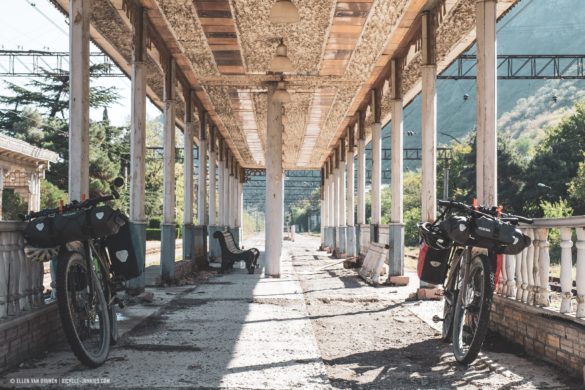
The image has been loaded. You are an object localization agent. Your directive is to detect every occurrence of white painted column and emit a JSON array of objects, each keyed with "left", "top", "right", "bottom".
[
  {"left": 229, "top": 158, "right": 236, "bottom": 227},
  {"left": 265, "top": 84, "right": 284, "bottom": 277},
  {"left": 328, "top": 159, "right": 335, "bottom": 227},
  {"left": 223, "top": 149, "right": 230, "bottom": 226},
  {"left": 339, "top": 142, "right": 347, "bottom": 227},
  {"left": 162, "top": 59, "right": 176, "bottom": 227},
  {"left": 198, "top": 111, "right": 208, "bottom": 225},
  {"left": 371, "top": 122, "right": 381, "bottom": 225},
  {"left": 0, "top": 167, "right": 4, "bottom": 220},
  {"left": 161, "top": 58, "right": 176, "bottom": 280},
  {"left": 128, "top": 4, "right": 147, "bottom": 290},
  {"left": 218, "top": 138, "right": 225, "bottom": 226},
  {"left": 238, "top": 174, "right": 243, "bottom": 228},
  {"left": 476, "top": 0, "right": 498, "bottom": 206},
  {"left": 209, "top": 128, "right": 217, "bottom": 226},
  {"left": 183, "top": 100, "right": 194, "bottom": 226},
  {"left": 357, "top": 112, "right": 366, "bottom": 224},
  {"left": 390, "top": 58, "right": 405, "bottom": 276},
  {"left": 333, "top": 151, "right": 340, "bottom": 229},
  {"left": 346, "top": 129, "right": 355, "bottom": 226},
  {"left": 421, "top": 11, "right": 437, "bottom": 222},
  {"left": 68, "top": 0, "right": 90, "bottom": 201}
]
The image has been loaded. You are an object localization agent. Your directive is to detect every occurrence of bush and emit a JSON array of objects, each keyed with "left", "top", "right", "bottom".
[
  {"left": 146, "top": 228, "right": 161, "bottom": 241},
  {"left": 149, "top": 218, "right": 161, "bottom": 228}
]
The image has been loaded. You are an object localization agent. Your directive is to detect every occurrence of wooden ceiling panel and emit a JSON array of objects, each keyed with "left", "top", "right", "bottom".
[{"left": 193, "top": 0, "right": 244, "bottom": 75}]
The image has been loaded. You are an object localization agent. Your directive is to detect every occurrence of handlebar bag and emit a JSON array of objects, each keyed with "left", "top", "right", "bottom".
[
  {"left": 417, "top": 242, "right": 450, "bottom": 285},
  {"left": 89, "top": 206, "right": 125, "bottom": 238},
  {"left": 440, "top": 216, "right": 472, "bottom": 246},
  {"left": 23, "top": 215, "right": 56, "bottom": 247},
  {"left": 473, "top": 216, "right": 517, "bottom": 245},
  {"left": 52, "top": 210, "right": 92, "bottom": 245},
  {"left": 497, "top": 230, "right": 531, "bottom": 255},
  {"left": 105, "top": 215, "right": 142, "bottom": 279}
]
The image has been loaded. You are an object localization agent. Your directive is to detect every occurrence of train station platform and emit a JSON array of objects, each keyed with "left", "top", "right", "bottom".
[{"left": 1, "top": 234, "right": 579, "bottom": 389}]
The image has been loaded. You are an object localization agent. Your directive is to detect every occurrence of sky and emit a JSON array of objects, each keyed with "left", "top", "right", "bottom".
[{"left": 0, "top": 0, "right": 159, "bottom": 126}]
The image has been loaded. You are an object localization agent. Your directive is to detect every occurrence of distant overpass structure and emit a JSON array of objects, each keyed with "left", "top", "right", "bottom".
[
  {"left": 1, "top": 50, "right": 585, "bottom": 81},
  {"left": 439, "top": 54, "right": 585, "bottom": 80}
]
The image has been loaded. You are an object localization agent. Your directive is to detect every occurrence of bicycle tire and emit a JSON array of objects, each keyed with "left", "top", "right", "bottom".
[
  {"left": 442, "top": 250, "right": 464, "bottom": 342},
  {"left": 56, "top": 251, "right": 111, "bottom": 367},
  {"left": 452, "top": 253, "right": 494, "bottom": 364}
]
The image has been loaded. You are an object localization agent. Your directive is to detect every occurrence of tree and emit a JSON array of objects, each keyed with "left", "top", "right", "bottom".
[{"left": 520, "top": 100, "right": 585, "bottom": 215}]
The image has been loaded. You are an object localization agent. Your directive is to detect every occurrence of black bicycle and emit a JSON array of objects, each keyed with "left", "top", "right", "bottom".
[
  {"left": 418, "top": 200, "right": 533, "bottom": 364},
  {"left": 21, "top": 178, "right": 138, "bottom": 367}
]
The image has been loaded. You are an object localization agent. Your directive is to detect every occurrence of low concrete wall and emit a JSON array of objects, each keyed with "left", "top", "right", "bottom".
[
  {"left": 490, "top": 295, "right": 585, "bottom": 379},
  {"left": 0, "top": 303, "right": 64, "bottom": 370}
]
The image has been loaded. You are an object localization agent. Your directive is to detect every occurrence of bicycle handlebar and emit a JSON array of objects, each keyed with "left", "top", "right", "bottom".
[
  {"left": 437, "top": 199, "right": 533, "bottom": 225},
  {"left": 21, "top": 190, "right": 120, "bottom": 221}
]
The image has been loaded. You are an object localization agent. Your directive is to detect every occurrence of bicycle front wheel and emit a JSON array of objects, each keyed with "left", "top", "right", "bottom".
[
  {"left": 56, "top": 250, "right": 111, "bottom": 367},
  {"left": 452, "top": 253, "right": 494, "bottom": 364}
]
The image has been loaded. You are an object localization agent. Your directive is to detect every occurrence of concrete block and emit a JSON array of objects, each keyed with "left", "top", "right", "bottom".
[
  {"left": 417, "top": 287, "right": 443, "bottom": 301},
  {"left": 388, "top": 276, "right": 409, "bottom": 286},
  {"left": 358, "top": 242, "right": 390, "bottom": 286}
]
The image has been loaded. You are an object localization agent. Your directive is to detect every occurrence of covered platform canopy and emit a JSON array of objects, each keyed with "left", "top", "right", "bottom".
[{"left": 47, "top": 0, "right": 517, "bottom": 282}]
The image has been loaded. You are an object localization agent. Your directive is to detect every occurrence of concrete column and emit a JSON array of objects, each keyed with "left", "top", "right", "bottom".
[
  {"left": 198, "top": 110, "right": 208, "bottom": 225},
  {"left": 0, "top": 167, "right": 4, "bottom": 220},
  {"left": 346, "top": 127, "right": 355, "bottom": 226},
  {"left": 238, "top": 173, "right": 244, "bottom": 228},
  {"left": 356, "top": 111, "right": 366, "bottom": 224},
  {"left": 218, "top": 138, "right": 225, "bottom": 226},
  {"left": 68, "top": 0, "right": 90, "bottom": 201},
  {"left": 421, "top": 11, "right": 437, "bottom": 223},
  {"left": 229, "top": 157, "right": 235, "bottom": 227},
  {"left": 265, "top": 84, "right": 284, "bottom": 277},
  {"left": 161, "top": 58, "right": 176, "bottom": 281},
  {"left": 390, "top": 58, "right": 405, "bottom": 276},
  {"left": 339, "top": 141, "right": 347, "bottom": 227},
  {"left": 371, "top": 122, "right": 381, "bottom": 225},
  {"left": 183, "top": 91, "right": 195, "bottom": 261},
  {"left": 209, "top": 128, "right": 217, "bottom": 225},
  {"left": 328, "top": 158, "right": 334, "bottom": 227},
  {"left": 320, "top": 166, "right": 327, "bottom": 246},
  {"left": 128, "top": 4, "right": 147, "bottom": 291},
  {"left": 346, "top": 125, "right": 356, "bottom": 257},
  {"left": 476, "top": 0, "right": 498, "bottom": 206},
  {"left": 223, "top": 148, "right": 230, "bottom": 226},
  {"left": 333, "top": 150, "right": 340, "bottom": 228}
]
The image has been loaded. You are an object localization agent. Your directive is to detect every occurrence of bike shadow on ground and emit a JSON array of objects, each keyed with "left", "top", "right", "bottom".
[{"left": 322, "top": 336, "right": 581, "bottom": 389}]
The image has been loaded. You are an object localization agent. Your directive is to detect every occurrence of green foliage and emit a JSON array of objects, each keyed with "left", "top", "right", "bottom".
[
  {"left": 146, "top": 228, "right": 161, "bottom": 241},
  {"left": 540, "top": 199, "right": 574, "bottom": 263},
  {"left": 149, "top": 218, "right": 161, "bottom": 229},
  {"left": 568, "top": 156, "right": 585, "bottom": 211},
  {"left": 1, "top": 189, "right": 28, "bottom": 221},
  {"left": 520, "top": 100, "right": 585, "bottom": 215},
  {"left": 404, "top": 207, "right": 421, "bottom": 246},
  {"left": 40, "top": 179, "right": 67, "bottom": 209}
]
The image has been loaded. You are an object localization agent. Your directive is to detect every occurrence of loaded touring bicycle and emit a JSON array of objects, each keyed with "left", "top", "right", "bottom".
[
  {"left": 418, "top": 199, "right": 533, "bottom": 364},
  {"left": 21, "top": 178, "right": 141, "bottom": 367}
]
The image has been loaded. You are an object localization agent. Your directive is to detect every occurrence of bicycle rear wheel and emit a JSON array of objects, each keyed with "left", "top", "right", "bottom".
[
  {"left": 56, "top": 250, "right": 111, "bottom": 367},
  {"left": 442, "top": 251, "right": 464, "bottom": 342},
  {"left": 452, "top": 253, "right": 494, "bottom": 364}
]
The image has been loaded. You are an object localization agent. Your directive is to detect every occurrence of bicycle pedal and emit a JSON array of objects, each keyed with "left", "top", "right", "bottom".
[{"left": 432, "top": 315, "right": 444, "bottom": 323}]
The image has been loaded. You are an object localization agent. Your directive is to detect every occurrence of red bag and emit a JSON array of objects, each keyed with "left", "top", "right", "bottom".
[{"left": 417, "top": 242, "right": 450, "bottom": 285}]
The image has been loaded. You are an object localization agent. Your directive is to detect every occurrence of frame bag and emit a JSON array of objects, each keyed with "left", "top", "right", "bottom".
[{"left": 52, "top": 210, "right": 92, "bottom": 245}]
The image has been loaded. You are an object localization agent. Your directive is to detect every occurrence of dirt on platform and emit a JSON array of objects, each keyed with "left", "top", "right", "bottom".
[{"left": 290, "top": 239, "right": 581, "bottom": 389}]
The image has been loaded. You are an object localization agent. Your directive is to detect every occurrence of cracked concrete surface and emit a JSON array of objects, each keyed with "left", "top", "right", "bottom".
[{"left": 2, "top": 234, "right": 577, "bottom": 389}]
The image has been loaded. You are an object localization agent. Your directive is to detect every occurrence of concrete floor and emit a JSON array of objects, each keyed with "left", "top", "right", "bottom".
[{"left": 1, "top": 234, "right": 579, "bottom": 389}]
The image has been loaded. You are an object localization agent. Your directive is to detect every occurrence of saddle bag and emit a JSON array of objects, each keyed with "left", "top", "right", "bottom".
[
  {"left": 89, "top": 205, "right": 125, "bottom": 238},
  {"left": 105, "top": 215, "right": 142, "bottom": 279},
  {"left": 417, "top": 242, "right": 450, "bottom": 285},
  {"left": 23, "top": 215, "right": 56, "bottom": 248}
]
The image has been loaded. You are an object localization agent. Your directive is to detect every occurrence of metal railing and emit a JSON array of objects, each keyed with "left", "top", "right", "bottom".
[
  {"left": 497, "top": 216, "right": 585, "bottom": 318},
  {"left": 0, "top": 222, "right": 44, "bottom": 320}
]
